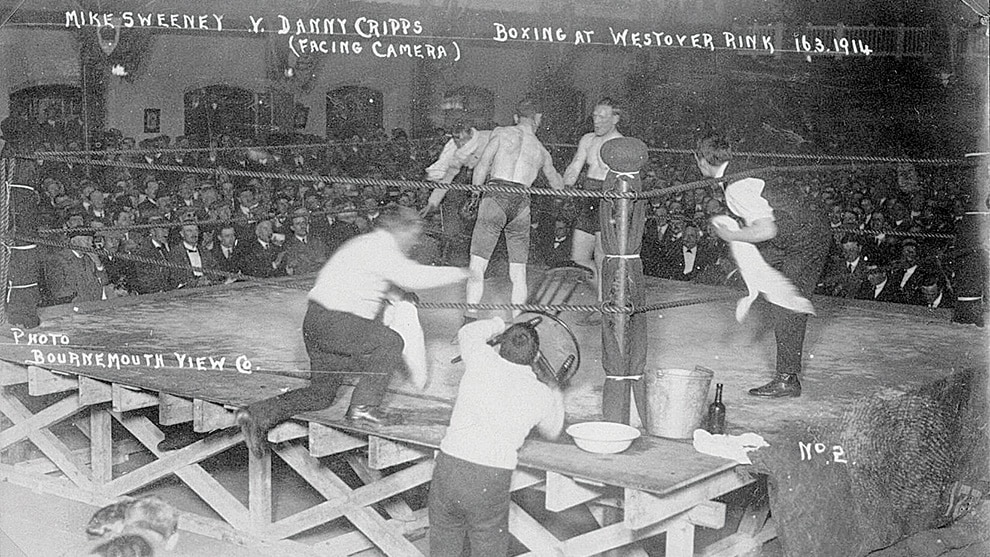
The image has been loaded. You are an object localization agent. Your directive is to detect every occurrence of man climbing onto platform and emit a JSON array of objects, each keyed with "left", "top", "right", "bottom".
[
  {"left": 429, "top": 317, "right": 565, "bottom": 556},
  {"left": 698, "top": 134, "right": 830, "bottom": 397},
  {"left": 236, "top": 205, "right": 471, "bottom": 458},
  {"left": 464, "top": 99, "right": 563, "bottom": 323}
]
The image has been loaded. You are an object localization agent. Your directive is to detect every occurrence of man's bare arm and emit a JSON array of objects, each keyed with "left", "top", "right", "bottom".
[
  {"left": 562, "top": 134, "right": 592, "bottom": 186},
  {"left": 542, "top": 150, "right": 564, "bottom": 190},
  {"left": 471, "top": 129, "right": 502, "bottom": 187}
]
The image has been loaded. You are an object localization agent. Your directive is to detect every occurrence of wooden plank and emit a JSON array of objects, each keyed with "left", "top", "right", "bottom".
[
  {"left": 0, "top": 463, "right": 330, "bottom": 557},
  {"left": 314, "top": 509, "right": 429, "bottom": 556},
  {"left": 623, "top": 468, "right": 751, "bottom": 530},
  {"left": 111, "top": 413, "right": 251, "bottom": 530},
  {"left": 268, "top": 421, "right": 308, "bottom": 443},
  {"left": 104, "top": 418, "right": 242, "bottom": 496},
  {"left": 309, "top": 422, "right": 367, "bottom": 457},
  {"left": 111, "top": 384, "right": 158, "bottom": 412},
  {"left": 508, "top": 501, "right": 561, "bottom": 555},
  {"left": 518, "top": 502, "right": 716, "bottom": 557},
  {"left": 344, "top": 454, "right": 414, "bottom": 520},
  {"left": 367, "top": 435, "right": 430, "bottom": 470},
  {"left": 510, "top": 468, "right": 544, "bottom": 491},
  {"left": 249, "top": 444, "right": 273, "bottom": 527},
  {"left": 0, "top": 394, "right": 84, "bottom": 450},
  {"left": 666, "top": 518, "right": 696, "bottom": 556},
  {"left": 27, "top": 365, "right": 78, "bottom": 395},
  {"left": 699, "top": 518, "right": 778, "bottom": 557},
  {"left": 158, "top": 393, "right": 193, "bottom": 425},
  {"left": 686, "top": 500, "right": 727, "bottom": 530},
  {"left": 13, "top": 441, "right": 131, "bottom": 475},
  {"left": 90, "top": 407, "right": 113, "bottom": 483},
  {"left": 0, "top": 390, "right": 93, "bottom": 489},
  {"left": 193, "top": 399, "right": 236, "bottom": 432},
  {"left": 545, "top": 470, "right": 607, "bottom": 512},
  {"left": 0, "top": 360, "right": 29, "bottom": 386},
  {"left": 78, "top": 376, "right": 112, "bottom": 405},
  {"left": 271, "top": 443, "right": 428, "bottom": 556}
]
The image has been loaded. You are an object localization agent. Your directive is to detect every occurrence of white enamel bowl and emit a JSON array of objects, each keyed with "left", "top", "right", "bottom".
[{"left": 566, "top": 421, "right": 641, "bottom": 454}]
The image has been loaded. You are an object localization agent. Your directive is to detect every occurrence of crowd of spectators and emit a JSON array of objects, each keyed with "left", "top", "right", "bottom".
[{"left": 1, "top": 117, "right": 984, "bottom": 323}]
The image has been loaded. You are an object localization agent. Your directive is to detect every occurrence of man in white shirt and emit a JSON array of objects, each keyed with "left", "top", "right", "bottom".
[
  {"left": 702, "top": 134, "right": 830, "bottom": 398},
  {"left": 429, "top": 317, "right": 564, "bottom": 556},
  {"left": 236, "top": 206, "right": 471, "bottom": 458},
  {"left": 421, "top": 121, "right": 493, "bottom": 265}
]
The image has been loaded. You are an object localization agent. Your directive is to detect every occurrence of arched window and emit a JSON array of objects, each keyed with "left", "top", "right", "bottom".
[
  {"left": 9, "top": 85, "right": 83, "bottom": 148},
  {"left": 183, "top": 85, "right": 272, "bottom": 144},
  {"left": 326, "top": 86, "right": 383, "bottom": 140},
  {"left": 441, "top": 86, "right": 495, "bottom": 129}
]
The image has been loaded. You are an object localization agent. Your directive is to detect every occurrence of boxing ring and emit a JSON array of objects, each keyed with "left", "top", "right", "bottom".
[{"left": 1, "top": 269, "right": 986, "bottom": 556}]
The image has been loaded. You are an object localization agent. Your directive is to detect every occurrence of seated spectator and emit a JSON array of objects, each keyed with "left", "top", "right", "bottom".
[
  {"left": 917, "top": 272, "right": 952, "bottom": 309},
  {"left": 891, "top": 239, "right": 928, "bottom": 303},
  {"left": 131, "top": 215, "right": 175, "bottom": 294},
  {"left": 856, "top": 264, "right": 901, "bottom": 303},
  {"left": 819, "top": 234, "right": 871, "bottom": 298},
  {"left": 48, "top": 230, "right": 108, "bottom": 305},
  {"left": 540, "top": 218, "right": 574, "bottom": 268},
  {"left": 168, "top": 220, "right": 218, "bottom": 289},
  {"left": 659, "top": 222, "right": 714, "bottom": 282},
  {"left": 283, "top": 209, "right": 329, "bottom": 275},
  {"left": 238, "top": 219, "right": 286, "bottom": 278},
  {"left": 693, "top": 251, "right": 744, "bottom": 290},
  {"left": 211, "top": 225, "right": 241, "bottom": 275}
]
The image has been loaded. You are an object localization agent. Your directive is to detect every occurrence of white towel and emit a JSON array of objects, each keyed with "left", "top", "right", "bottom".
[
  {"left": 381, "top": 301, "right": 428, "bottom": 389},
  {"left": 692, "top": 429, "right": 769, "bottom": 465},
  {"left": 711, "top": 215, "right": 815, "bottom": 322}
]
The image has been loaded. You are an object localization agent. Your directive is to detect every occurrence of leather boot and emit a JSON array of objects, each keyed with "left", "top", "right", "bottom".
[
  {"left": 345, "top": 405, "right": 405, "bottom": 426},
  {"left": 748, "top": 373, "right": 802, "bottom": 398}
]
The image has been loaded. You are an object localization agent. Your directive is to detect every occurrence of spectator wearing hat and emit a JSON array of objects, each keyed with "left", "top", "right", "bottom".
[
  {"left": 48, "top": 229, "right": 108, "bottom": 305},
  {"left": 320, "top": 198, "right": 362, "bottom": 254},
  {"left": 856, "top": 264, "right": 901, "bottom": 303}
]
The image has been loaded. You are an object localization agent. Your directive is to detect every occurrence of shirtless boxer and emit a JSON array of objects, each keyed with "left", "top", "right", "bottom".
[
  {"left": 465, "top": 99, "right": 563, "bottom": 322},
  {"left": 563, "top": 99, "right": 623, "bottom": 313}
]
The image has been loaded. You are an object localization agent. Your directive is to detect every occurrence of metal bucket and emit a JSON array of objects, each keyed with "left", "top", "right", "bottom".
[{"left": 644, "top": 367, "right": 714, "bottom": 439}]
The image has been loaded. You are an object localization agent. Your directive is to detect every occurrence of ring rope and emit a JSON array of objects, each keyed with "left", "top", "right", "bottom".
[
  {"left": 34, "top": 143, "right": 977, "bottom": 166},
  {"left": 4, "top": 231, "right": 740, "bottom": 316},
  {"left": 19, "top": 154, "right": 638, "bottom": 199},
  {"left": 33, "top": 136, "right": 443, "bottom": 157},
  {"left": 19, "top": 153, "right": 958, "bottom": 204}
]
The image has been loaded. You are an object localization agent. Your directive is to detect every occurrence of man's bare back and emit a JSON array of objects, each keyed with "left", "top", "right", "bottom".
[{"left": 482, "top": 125, "right": 551, "bottom": 186}]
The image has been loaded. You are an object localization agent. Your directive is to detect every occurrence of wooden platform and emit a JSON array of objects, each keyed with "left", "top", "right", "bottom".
[{"left": 1, "top": 270, "right": 986, "bottom": 555}]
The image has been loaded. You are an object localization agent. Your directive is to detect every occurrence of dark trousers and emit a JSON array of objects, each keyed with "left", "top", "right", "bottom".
[
  {"left": 428, "top": 451, "right": 513, "bottom": 557},
  {"left": 245, "top": 302, "right": 404, "bottom": 431},
  {"left": 772, "top": 304, "right": 809, "bottom": 377}
]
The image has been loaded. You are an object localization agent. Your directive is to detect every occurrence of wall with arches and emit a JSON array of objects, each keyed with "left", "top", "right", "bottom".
[
  {"left": 104, "top": 34, "right": 269, "bottom": 142},
  {"left": 0, "top": 29, "right": 81, "bottom": 126}
]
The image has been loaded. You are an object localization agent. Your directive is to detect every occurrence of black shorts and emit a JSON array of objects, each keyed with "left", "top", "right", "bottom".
[{"left": 574, "top": 178, "right": 606, "bottom": 234}]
